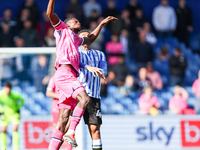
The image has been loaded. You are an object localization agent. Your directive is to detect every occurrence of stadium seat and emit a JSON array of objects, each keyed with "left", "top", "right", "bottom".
[
  {"left": 12, "top": 86, "right": 22, "bottom": 93},
  {"left": 101, "top": 102, "right": 108, "bottom": 114},
  {"left": 110, "top": 103, "right": 124, "bottom": 114},
  {"left": 187, "top": 97, "right": 196, "bottom": 108},
  {"left": 20, "top": 81, "right": 31, "bottom": 88},
  {"left": 107, "top": 85, "right": 118, "bottom": 96},
  {"left": 102, "top": 97, "right": 116, "bottom": 107},
  {"left": 127, "top": 103, "right": 139, "bottom": 113},
  {"left": 24, "top": 86, "right": 37, "bottom": 95},
  {"left": 119, "top": 97, "right": 133, "bottom": 109},
  {"left": 20, "top": 107, "right": 32, "bottom": 116}
]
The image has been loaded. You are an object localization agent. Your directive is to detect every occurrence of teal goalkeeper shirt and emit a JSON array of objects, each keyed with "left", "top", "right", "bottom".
[{"left": 0, "top": 90, "right": 24, "bottom": 115}]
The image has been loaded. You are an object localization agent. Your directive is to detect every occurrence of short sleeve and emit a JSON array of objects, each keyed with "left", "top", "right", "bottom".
[
  {"left": 100, "top": 52, "right": 107, "bottom": 75},
  {"left": 76, "top": 37, "right": 84, "bottom": 46},
  {"left": 47, "top": 76, "right": 55, "bottom": 91},
  {"left": 53, "top": 20, "right": 67, "bottom": 31}
]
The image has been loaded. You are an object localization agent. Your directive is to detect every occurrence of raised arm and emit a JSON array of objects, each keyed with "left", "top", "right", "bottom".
[
  {"left": 83, "top": 16, "right": 118, "bottom": 45},
  {"left": 46, "top": 0, "right": 60, "bottom": 25}
]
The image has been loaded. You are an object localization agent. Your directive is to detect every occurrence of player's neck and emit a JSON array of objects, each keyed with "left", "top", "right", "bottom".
[{"left": 80, "top": 47, "right": 91, "bottom": 51}]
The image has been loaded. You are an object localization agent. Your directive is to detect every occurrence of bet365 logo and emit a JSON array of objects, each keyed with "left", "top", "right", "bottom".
[{"left": 181, "top": 120, "right": 200, "bottom": 147}]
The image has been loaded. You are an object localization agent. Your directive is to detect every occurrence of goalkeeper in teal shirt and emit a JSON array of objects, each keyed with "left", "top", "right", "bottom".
[{"left": 0, "top": 82, "right": 24, "bottom": 150}]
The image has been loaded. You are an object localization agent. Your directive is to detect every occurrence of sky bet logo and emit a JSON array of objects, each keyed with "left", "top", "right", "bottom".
[
  {"left": 136, "top": 122, "right": 174, "bottom": 145},
  {"left": 181, "top": 120, "right": 200, "bottom": 147}
]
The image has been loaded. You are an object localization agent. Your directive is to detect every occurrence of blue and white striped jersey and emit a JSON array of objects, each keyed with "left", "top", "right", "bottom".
[{"left": 78, "top": 48, "right": 107, "bottom": 99}]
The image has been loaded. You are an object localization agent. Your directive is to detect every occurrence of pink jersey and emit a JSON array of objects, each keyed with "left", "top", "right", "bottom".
[
  {"left": 105, "top": 41, "right": 123, "bottom": 65},
  {"left": 139, "top": 94, "right": 159, "bottom": 114},
  {"left": 53, "top": 20, "right": 84, "bottom": 76},
  {"left": 47, "top": 75, "right": 59, "bottom": 124},
  {"left": 47, "top": 75, "right": 58, "bottom": 101},
  {"left": 169, "top": 96, "right": 188, "bottom": 111},
  {"left": 192, "top": 79, "right": 200, "bottom": 96}
]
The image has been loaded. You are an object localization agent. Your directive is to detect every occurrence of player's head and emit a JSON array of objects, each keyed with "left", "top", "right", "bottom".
[
  {"left": 64, "top": 17, "right": 81, "bottom": 34},
  {"left": 78, "top": 30, "right": 91, "bottom": 50},
  {"left": 78, "top": 29, "right": 90, "bottom": 38},
  {"left": 3, "top": 82, "right": 12, "bottom": 95}
]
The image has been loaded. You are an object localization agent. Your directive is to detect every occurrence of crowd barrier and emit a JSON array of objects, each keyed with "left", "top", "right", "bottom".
[{"left": 1, "top": 115, "right": 200, "bottom": 150}]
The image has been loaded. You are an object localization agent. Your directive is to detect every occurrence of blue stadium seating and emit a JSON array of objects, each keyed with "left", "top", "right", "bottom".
[{"left": 17, "top": 36, "right": 199, "bottom": 116}]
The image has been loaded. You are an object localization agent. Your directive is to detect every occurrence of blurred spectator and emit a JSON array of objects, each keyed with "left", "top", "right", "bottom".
[
  {"left": 0, "top": 8, "right": 17, "bottom": 35},
  {"left": 32, "top": 55, "right": 50, "bottom": 93},
  {"left": 104, "top": 0, "right": 120, "bottom": 31},
  {"left": 130, "top": 6, "right": 148, "bottom": 41},
  {"left": 65, "top": 11, "right": 75, "bottom": 19},
  {"left": 192, "top": 71, "right": 200, "bottom": 114},
  {"left": 146, "top": 62, "right": 163, "bottom": 90},
  {"left": 110, "top": 9, "right": 131, "bottom": 34},
  {"left": 133, "top": 31, "right": 154, "bottom": 70},
  {"left": 43, "top": 27, "right": 56, "bottom": 47},
  {"left": 0, "top": 23, "right": 15, "bottom": 47},
  {"left": 105, "top": 33, "right": 123, "bottom": 66},
  {"left": 14, "top": 38, "right": 25, "bottom": 81},
  {"left": 135, "top": 67, "right": 151, "bottom": 92},
  {"left": 0, "top": 58, "right": 14, "bottom": 83},
  {"left": 175, "top": 0, "right": 193, "bottom": 47},
  {"left": 66, "top": 0, "right": 84, "bottom": 22},
  {"left": 17, "top": 8, "right": 31, "bottom": 30},
  {"left": 108, "top": 55, "right": 130, "bottom": 86},
  {"left": 169, "top": 47, "right": 187, "bottom": 86},
  {"left": 152, "top": 0, "right": 177, "bottom": 38},
  {"left": 14, "top": 38, "right": 32, "bottom": 81},
  {"left": 143, "top": 22, "right": 157, "bottom": 45},
  {"left": 120, "top": 29, "right": 129, "bottom": 55},
  {"left": 17, "top": 0, "right": 40, "bottom": 28},
  {"left": 85, "top": 9, "right": 100, "bottom": 28},
  {"left": 37, "top": 10, "right": 52, "bottom": 45},
  {"left": 126, "top": 0, "right": 142, "bottom": 19},
  {"left": 97, "top": 17, "right": 111, "bottom": 52},
  {"left": 120, "top": 9, "right": 131, "bottom": 31},
  {"left": 83, "top": 0, "right": 102, "bottom": 18},
  {"left": 157, "top": 46, "right": 170, "bottom": 61},
  {"left": 104, "top": 0, "right": 119, "bottom": 17},
  {"left": 139, "top": 86, "right": 160, "bottom": 115},
  {"left": 14, "top": 37, "right": 24, "bottom": 47},
  {"left": 89, "top": 21, "right": 104, "bottom": 50},
  {"left": 19, "top": 20, "right": 39, "bottom": 47},
  {"left": 169, "top": 86, "right": 189, "bottom": 114},
  {"left": 119, "top": 75, "right": 135, "bottom": 96}
]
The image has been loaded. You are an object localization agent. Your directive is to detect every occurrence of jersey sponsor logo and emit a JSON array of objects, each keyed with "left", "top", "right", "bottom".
[{"left": 181, "top": 120, "right": 200, "bottom": 147}]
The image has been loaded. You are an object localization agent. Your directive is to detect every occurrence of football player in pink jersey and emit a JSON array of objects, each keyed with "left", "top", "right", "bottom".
[
  {"left": 46, "top": 0, "right": 117, "bottom": 149},
  {"left": 46, "top": 75, "right": 74, "bottom": 150}
]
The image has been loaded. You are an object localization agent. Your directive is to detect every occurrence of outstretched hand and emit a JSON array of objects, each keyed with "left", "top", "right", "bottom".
[
  {"left": 101, "top": 16, "right": 118, "bottom": 25},
  {"left": 86, "top": 66, "right": 106, "bottom": 80}
]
